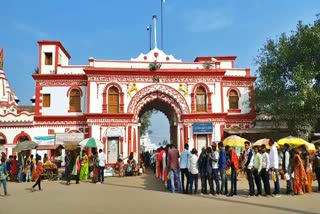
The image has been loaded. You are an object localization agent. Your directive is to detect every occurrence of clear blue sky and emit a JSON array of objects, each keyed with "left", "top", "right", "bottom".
[{"left": 1, "top": 0, "right": 319, "bottom": 143}]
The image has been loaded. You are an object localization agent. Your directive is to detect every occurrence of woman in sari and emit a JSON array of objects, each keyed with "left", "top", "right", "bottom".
[
  {"left": 10, "top": 156, "right": 18, "bottom": 182},
  {"left": 300, "top": 145, "right": 313, "bottom": 193},
  {"left": 292, "top": 149, "right": 307, "bottom": 195},
  {"left": 80, "top": 151, "right": 89, "bottom": 181},
  {"left": 31, "top": 155, "right": 43, "bottom": 192}
]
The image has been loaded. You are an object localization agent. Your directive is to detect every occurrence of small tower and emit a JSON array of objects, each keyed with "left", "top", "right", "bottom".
[{"left": 38, "top": 41, "right": 71, "bottom": 74}]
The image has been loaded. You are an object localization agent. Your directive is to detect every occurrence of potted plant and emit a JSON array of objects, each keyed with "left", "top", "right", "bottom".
[{"left": 149, "top": 61, "right": 162, "bottom": 71}]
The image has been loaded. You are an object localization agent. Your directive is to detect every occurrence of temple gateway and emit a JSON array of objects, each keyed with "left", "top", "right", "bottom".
[{"left": 0, "top": 40, "right": 255, "bottom": 164}]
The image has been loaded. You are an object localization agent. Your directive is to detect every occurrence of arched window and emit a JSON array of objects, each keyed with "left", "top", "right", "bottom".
[
  {"left": 108, "top": 86, "right": 119, "bottom": 113},
  {"left": 69, "top": 89, "right": 81, "bottom": 112},
  {"left": 195, "top": 86, "right": 207, "bottom": 112},
  {"left": 229, "top": 90, "right": 239, "bottom": 109}
]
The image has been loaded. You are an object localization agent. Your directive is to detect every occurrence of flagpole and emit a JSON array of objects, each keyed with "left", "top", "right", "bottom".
[
  {"left": 147, "top": 25, "right": 152, "bottom": 50},
  {"left": 161, "top": 0, "right": 163, "bottom": 50}
]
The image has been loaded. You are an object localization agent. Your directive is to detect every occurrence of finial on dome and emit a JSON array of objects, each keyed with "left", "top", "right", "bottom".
[{"left": 0, "top": 48, "right": 4, "bottom": 70}]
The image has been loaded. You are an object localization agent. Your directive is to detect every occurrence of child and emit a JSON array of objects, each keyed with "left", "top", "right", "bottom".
[
  {"left": 0, "top": 157, "right": 8, "bottom": 196},
  {"left": 25, "top": 160, "right": 31, "bottom": 182}
]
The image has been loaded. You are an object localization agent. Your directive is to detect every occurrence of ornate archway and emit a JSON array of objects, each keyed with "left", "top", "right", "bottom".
[
  {"left": 127, "top": 84, "right": 189, "bottom": 150},
  {"left": 127, "top": 84, "right": 190, "bottom": 120}
]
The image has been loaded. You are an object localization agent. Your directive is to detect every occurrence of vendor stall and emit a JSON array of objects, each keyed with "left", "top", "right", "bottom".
[
  {"left": 36, "top": 144, "right": 64, "bottom": 168},
  {"left": 42, "top": 160, "right": 59, "bottom": 180}
]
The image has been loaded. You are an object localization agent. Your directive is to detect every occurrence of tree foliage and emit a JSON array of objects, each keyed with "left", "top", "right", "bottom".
[
  {"left": 255, "top": 16, "right": 320, "bottom": 135},
  {"left": 140, "top": 110, "right": 158, "bottom": 136}
]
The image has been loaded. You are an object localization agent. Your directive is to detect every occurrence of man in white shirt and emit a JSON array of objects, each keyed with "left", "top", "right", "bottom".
[
  {"left": 211, "top": 144, "right": 220, "bottom": 194},
  {"left": 98, "top": 149, "right": 106, "bottom": 184},
  {"left": 244, "top": 141, "right": 255, "bottom": 196},
  {"left": 260, "top": 144, "right": 271, "bottom": 196},
  {"left": 282, "top": 143, "right": 292, "bottom": 195},
  {"left": 253, "top": 146, "right": 262, "bottom": 196},
  {"left": 268, "top": 139, "right": 280, "bottom": 195}
]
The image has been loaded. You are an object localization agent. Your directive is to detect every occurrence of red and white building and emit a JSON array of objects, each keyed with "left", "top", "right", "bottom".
[{"left": 0, "top": 40, "right": 256, "bottom": 164}]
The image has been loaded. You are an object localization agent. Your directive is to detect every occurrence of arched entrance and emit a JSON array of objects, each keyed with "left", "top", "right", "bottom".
[{"left": 128, "top": 84, "right": 189, "bottom": 154}]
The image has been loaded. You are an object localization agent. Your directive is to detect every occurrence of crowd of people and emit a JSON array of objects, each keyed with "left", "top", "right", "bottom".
[
  {"left": 0, "top": 152, "right": 44, "bottom": 195},
  {"left": 150, "top": 141, "right": 320, "bottom": 197},
  {"left": 0, "top": 148, "right": 107, "bottom": 195},
  {"left": 64, "top": 148, "right": 106, "bottom": 185}
]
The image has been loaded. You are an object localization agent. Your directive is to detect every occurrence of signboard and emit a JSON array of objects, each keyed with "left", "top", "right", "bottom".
[
  {"left": 55, "top": 133, "right": 85, "bottom": 145},
  {"left": 106, "top": 128, "right": 122, "bottom": 137},
  {"left": 34, "top": 136, "right": 55, "bottom": 145},
  {"left": 192, "top": 123, "right": 213, "bottom": 134}
]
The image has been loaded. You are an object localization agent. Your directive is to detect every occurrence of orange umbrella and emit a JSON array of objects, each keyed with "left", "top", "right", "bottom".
[{"left": 253, "top": 138, "right": 279, "bottom": 150}]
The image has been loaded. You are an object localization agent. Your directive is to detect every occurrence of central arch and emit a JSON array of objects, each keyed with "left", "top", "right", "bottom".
[{"left": 128, "top": 84, "right": 189, "bottom": 150}]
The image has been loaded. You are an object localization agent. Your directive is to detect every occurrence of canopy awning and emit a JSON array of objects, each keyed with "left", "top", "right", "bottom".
[
  {"left": 36, "top": 144, "right": 64, "bottom": 150},
  {"left": 224, "top": 128, "right": 288, "bottom": 134}
]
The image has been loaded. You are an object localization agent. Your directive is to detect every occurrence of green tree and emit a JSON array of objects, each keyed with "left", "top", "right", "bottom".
[
  {"left": 255, "top": 16, "right": 320, "bottom": 135},
  {"left": 139, "top": 110, "right": 158, "bottom": 136}
]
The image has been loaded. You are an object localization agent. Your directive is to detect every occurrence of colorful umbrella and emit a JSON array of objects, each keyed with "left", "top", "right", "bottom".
[
  {"left": 277, "top": 136, "right": 308, "bottom": 147},
  {"left": 223, "top": 135, "right": 249, "bottom": 147},
  {"left": 253, "top": 138, "right": 279, "bottom": 150},
  {"left": 13, "top": 140, "right": 38, "bottom": 152},
  {"left": 306, "top": 143, "right": 316, "bottom": 152},
  {"left": 79, "top": 138, "right": 104, "bottom": 148}
]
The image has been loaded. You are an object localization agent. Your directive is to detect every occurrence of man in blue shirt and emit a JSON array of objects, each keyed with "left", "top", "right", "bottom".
[
  {"left": 180, "top": 143, "right": 191, "bottom": 194},
  {"left": 218, "top": 142, "right": 227, "bottom": 195}
]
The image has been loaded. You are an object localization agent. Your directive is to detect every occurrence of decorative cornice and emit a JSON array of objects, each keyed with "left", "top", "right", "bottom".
[
  {"left": 32, "top": 74, "right": 87, "bottom": 81},
  {"left": 87, "top": 75, "right": 224, "bottom": 83}
]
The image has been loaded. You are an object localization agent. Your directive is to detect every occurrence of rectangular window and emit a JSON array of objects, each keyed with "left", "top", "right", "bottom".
[
  {"left": 108, "top": 94, "right": 119, "bottom": 113},
  {"left": 45, "top": 52, "right": 53, "bottom": 65},
  {"left": 229, "top": 97, "right": 239, "bottom": 109},
  {"left": 43, "top": 94, "right": 51, "bottom": 107},
  {"left": 196, "top": 95, "right": 206, "bottom": 112}
]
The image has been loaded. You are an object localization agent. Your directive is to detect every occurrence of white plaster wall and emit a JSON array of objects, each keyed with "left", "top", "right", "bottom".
[
  {"left": 41, "top": 45, "right": 56, "bottom": 74},
  {"left": 211, "top": 82, "right": 222, "bottom": 113},
  {"left": 223, "top": 87, "right": 251, "bottom": 113},
  {"left": 56, "top": 67, "right": 85, "bottom": 74},
  {"left": 58, "top": 48, "right": 69, "bottom": 66},
  {"left": 88, "top": 83, "right": 100, "bottom": 113},
  {"left": 41, "top": 86, "right": 86, "bottom": 115},
  {"left": 220, "top": 61, "right": 233, "bottom": 69},
  {"left": 93, "top": 61, "right": 206, "bottom": 70},
  {"left": 225, "top": 70, "right": 246, "bottom": 76},
  {"left": 212, "top": 123, "right": 222, "bottom": 142}
]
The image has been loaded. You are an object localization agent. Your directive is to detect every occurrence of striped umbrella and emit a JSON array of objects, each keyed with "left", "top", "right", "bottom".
[{"left": 79, "top": 138, "right": 104, "bottom": 149}]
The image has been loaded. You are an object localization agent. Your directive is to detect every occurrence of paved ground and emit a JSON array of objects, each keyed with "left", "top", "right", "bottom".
[{"left": 1, "top": 171, "right": 320, "bottom": 214}]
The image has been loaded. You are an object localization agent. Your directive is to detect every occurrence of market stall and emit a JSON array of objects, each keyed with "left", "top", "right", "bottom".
[
  {"left": 36, "top": 144, "right": 64, "bottom": 168},
  {"left": 42, "top": 160, "right": 59, "bottom": 180}
]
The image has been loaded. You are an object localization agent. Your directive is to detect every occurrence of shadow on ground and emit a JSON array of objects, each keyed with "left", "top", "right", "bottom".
[{"left": 106, "top": 168, "right": 320, "bottom": 214}]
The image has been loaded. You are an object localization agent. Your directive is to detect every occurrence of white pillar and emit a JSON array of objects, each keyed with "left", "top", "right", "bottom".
[{"left": 153, "top": 15, "right": 158, "bottom": 49}]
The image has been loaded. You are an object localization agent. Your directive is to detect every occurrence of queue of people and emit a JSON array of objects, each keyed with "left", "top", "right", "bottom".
[
  {"left": 151, "top": 141, "right": 320, "bottom": 197},
  {"left": 64, "top": 149, "right": 106, "bottom": 185}
]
